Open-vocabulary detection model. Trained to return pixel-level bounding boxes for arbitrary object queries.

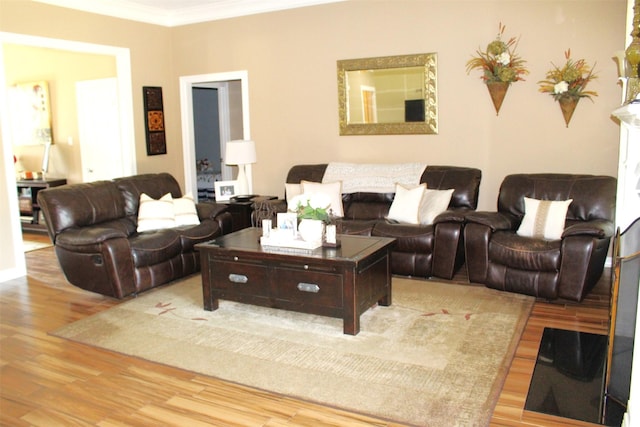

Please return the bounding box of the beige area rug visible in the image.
[52,276,534,426]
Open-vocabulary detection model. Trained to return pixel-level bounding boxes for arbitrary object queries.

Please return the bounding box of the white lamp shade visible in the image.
[225,140,256,165]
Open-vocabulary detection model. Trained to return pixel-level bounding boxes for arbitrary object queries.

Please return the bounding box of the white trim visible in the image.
[0,42,26,280]
[180,71,251,198]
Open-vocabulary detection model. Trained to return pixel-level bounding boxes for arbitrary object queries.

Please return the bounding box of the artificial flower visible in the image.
[553,81,569,95]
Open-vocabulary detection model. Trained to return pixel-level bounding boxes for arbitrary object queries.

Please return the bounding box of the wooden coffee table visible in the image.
[196,227,395,335]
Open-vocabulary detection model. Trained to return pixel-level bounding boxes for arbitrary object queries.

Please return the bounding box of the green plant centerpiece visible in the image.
[288,193,331,243]
[288,193,331,223]
[466,23,529,114]
[538,49,598,127]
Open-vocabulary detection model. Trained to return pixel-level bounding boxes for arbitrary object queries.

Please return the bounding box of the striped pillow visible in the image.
[137,193,176,232]
[174,193,200,226]
[517,197,573,240]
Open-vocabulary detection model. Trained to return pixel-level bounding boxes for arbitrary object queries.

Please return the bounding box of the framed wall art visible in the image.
[9,80,53,146]
[142,86,166,155]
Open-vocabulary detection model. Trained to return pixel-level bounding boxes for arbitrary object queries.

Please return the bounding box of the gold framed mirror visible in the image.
[338,53,438,135]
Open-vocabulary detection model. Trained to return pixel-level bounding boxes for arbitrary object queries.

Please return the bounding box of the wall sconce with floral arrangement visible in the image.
[466,23,529,115]
[538,49,598,127]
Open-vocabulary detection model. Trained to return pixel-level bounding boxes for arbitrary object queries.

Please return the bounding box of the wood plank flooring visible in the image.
[0,232,611,426]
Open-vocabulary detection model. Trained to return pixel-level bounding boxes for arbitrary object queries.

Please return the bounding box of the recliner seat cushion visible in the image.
[129,229,182,267]
[374,222,434,253]
[335,219,377,236]
[489,231,561,271]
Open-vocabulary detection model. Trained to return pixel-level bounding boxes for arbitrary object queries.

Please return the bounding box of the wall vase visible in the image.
[486,81,509,115]
[558,97,578,128]
[298,219,325,244]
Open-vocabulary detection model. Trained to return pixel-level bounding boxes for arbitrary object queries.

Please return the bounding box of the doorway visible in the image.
[179,71,251,200]
[0,31,135,281]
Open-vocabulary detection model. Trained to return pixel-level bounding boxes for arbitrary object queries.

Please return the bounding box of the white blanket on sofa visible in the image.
[322,162,427,193]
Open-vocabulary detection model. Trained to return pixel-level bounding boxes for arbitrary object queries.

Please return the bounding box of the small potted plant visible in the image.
[466,23,529,115]
[288,193,331,243]
[538,49,598,127]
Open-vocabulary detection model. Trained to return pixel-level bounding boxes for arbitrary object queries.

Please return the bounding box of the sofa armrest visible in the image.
[433,208,474,224]
[196,202,228,220]
[196,202,233,234]
[562,219,615,239]
[465,211,518,231]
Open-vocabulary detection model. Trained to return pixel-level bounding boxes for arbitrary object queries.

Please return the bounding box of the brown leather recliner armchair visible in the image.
[38,173,232,299]
[464,174,616,301]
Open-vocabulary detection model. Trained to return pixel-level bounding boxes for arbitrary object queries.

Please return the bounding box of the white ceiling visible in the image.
[33,0,345,27]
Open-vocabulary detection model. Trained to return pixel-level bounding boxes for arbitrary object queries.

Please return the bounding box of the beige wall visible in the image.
[0,0,626,210]
[4,45,116,183]
[171,1,625,209]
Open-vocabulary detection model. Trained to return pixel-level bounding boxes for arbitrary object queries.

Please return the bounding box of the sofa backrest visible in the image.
[285,164,482,220]
[38,180,126,238]
[497,174,617,222]
[114,173,183,218]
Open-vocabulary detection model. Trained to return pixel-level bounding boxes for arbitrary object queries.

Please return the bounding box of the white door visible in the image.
[76,78,123,182]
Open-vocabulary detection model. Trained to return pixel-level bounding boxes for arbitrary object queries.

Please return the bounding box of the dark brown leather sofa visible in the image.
[464,173,616,301]
[256,164,482,279]
[38,173,232,299]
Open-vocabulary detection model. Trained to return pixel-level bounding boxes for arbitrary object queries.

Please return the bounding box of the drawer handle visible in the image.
[229,274,248,284]
[297,282,320,293]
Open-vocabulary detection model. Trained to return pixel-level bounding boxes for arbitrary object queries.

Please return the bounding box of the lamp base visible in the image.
[236,164,249,195]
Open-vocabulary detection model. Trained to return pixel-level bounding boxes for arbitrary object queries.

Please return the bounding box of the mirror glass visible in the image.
[338,53,437,135]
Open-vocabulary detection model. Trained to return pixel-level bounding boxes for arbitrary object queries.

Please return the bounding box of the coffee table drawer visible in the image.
[210,261,269,297]
[274,268,343,308]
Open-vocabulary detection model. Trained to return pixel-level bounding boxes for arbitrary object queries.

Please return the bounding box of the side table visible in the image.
[16,177,67,232]
[222,196,277,232]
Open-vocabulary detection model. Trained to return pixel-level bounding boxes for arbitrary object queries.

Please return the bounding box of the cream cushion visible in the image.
[137,193,176,232]
[285,183,303,200]
[173,193,200,226]
[517,197,573,240]
[300,180,344,217]
[387,183,426,224]
[419,188,454,225]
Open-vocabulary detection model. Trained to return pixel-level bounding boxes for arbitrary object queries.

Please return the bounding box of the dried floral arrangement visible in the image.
[538,49,598,101]
[466,23,529,84]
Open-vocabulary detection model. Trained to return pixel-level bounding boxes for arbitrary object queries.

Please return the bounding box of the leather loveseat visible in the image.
[464,173,616,301]
[255,164,482,279]
[38,173,232,299]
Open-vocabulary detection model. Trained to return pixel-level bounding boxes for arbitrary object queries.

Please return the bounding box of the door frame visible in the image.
[179,71,251,198]
[0,31,135,282]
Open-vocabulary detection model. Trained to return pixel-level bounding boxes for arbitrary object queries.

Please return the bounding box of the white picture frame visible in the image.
[214,180,238,202]
[277,212,298,238]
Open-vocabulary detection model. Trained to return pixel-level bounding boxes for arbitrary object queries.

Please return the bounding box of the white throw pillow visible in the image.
[137,193,176,232]
[285,183,303,200]
[517,197,573,240]
[387,183,426,224]
[173,193,200,226]
[419,188,454,225]
[300,180,344,217]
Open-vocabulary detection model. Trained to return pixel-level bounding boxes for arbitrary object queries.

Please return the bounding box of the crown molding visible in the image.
[33,0,345,26]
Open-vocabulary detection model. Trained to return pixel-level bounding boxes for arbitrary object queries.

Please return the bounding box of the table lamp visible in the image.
[225,140,256,196]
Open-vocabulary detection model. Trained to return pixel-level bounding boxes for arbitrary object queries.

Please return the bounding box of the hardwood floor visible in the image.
[0,232,611,426]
